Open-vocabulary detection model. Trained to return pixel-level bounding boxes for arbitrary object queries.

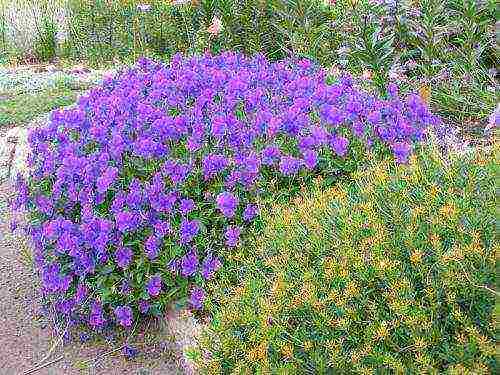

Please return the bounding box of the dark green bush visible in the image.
[33,16,57,62]
[198,144,497,374]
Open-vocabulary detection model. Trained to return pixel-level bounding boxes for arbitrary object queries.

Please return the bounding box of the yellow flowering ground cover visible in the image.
[197,143,497,374]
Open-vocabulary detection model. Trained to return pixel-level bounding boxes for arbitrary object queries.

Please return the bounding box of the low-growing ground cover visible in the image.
[0,66,107,127]
[10,52,442,338]
[0,88,79,127]
[197,144,497,373]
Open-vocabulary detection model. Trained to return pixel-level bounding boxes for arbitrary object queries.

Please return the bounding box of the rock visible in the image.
[163,307,203,375]
[0,136,15,182]
[0,127,30,182]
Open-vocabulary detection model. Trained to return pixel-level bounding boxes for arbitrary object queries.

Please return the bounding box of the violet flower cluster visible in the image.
[12,52,441,329]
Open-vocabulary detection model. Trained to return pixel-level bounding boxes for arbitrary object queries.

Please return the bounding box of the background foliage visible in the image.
[1,0,497,133]
[197,144,498,373]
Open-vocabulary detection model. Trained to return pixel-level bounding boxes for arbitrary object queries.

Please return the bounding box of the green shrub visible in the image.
[198,144,498,374]
[33,16,57,62]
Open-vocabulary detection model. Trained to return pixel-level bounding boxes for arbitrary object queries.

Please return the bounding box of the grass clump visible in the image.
[198,144,497,374]
[0,87,80,127]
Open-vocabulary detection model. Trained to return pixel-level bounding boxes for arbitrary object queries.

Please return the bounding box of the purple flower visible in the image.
[189,287,205,310]
[243,204,259,222]
[115,246,133,268]
[79,332,90,343]
[181,248,199,277]
[145,235,160,260]
[367,110,382,124]
[111,193,126,214]
[179,219,200,244]
[56,298,76,315]
[10,219,18,232]
[279,156,302,176]
[126,179,143,209]
[75,283,88,303]
[392,141,411,163]
[138,300,150,314]
[133,137,164,159]
[36,195,53,216]
[216,192,239,218]
[387,82,399,97]
[261,145,281,166]
[164,162,190,185]
[303,149,318,169]
[321,105,345,125]
[201,253,221,280]
[96,166,119,194]
[114,305,133,327]
[352,121,365,138]
[115,211,139,233]
[89,300,105,328]
[168,258,180,273]
[179,198,195,215]
[146,275,162,297]
[202,154,229,180]
[123,345,139,359]
[120,279,132,295]
[331,136,349,157]
[225,226,241,247]
[153,221,171,237]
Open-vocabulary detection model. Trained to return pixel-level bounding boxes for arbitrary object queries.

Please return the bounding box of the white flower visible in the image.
[137,4,151,12]
[207,16,223,36]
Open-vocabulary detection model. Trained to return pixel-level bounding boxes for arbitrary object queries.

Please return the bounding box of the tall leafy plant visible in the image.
[33,16,57,62]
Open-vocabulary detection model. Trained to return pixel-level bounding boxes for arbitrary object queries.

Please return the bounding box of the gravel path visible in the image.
[0,182,185,374]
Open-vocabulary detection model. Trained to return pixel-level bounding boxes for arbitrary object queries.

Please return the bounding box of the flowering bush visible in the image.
[13,52,440,329]
[197,145,497,373]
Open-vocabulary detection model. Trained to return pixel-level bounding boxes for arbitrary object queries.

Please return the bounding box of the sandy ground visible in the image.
[0,182,185,375]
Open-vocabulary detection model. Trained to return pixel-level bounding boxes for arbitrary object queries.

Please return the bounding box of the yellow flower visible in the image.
[456,332,467,344]
[428,184,439,199]
[350,350,362,363]
[293,195,303,206]
[439,203,456,219]
[472,363,491,375]
[314,175,323,186]
[339,267,349,278]
[410,250,423,264]
[374,166,388,184]
[429,233,440,248]
[344,281,359,297]
[374,322,389,341]
[271,275,285,296]
[408,153,418,166]
[255,341,268,360]
[412,205,424,218]
[281,343,293,359]
[303,340,313,351]
[414,337,427,351]
[419,84,431,103]
[291,294,302,308]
